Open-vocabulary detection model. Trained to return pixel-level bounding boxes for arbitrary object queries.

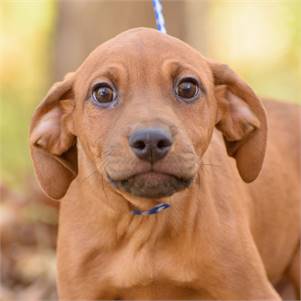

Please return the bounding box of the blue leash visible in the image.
[152,0,167,33]
[131,1,169,216]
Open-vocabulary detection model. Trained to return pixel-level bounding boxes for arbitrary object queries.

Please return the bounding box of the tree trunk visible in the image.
[53,0,197,80]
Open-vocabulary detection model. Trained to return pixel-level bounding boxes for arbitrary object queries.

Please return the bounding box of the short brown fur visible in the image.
[30,28,300,300]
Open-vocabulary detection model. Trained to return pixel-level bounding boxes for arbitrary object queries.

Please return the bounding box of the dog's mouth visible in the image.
[108,171,193,199]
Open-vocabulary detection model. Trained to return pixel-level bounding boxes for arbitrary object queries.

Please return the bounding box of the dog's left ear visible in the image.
[29,73,77,200]
[209,61,267,182]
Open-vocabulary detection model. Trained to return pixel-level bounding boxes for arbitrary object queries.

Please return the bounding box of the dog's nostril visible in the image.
[133,140,146,150]
[157,139,172,149]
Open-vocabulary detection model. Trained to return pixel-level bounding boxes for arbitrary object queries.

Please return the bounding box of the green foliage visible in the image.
[0,0,55,187]
[209,0,301,102]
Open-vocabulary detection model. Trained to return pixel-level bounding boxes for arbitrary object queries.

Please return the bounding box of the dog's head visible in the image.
[30,28,267,201]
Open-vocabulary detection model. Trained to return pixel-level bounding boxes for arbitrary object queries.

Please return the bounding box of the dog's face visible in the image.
[73,29,216,199]
[30,28,267,201]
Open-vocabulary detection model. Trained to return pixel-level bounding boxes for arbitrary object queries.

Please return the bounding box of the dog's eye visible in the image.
[175,78,200,101]
[91,83,116,107]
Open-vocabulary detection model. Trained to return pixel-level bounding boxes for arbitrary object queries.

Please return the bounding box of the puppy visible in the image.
[30,28,300,300]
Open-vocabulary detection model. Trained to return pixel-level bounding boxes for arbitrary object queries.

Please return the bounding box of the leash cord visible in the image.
[152,0,167,33]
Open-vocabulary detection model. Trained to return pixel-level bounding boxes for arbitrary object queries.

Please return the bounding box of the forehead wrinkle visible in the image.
[75,63,128,102]
[89,64,128,85]
[102,46,151,103]
[161,59,211,93]
[88,38,149,90]
[162,59,206,79]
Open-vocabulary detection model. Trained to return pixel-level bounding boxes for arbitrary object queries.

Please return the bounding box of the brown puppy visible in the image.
[29,28,300,300]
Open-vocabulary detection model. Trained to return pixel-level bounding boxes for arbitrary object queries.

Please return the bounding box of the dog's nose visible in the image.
[129,128,172,163]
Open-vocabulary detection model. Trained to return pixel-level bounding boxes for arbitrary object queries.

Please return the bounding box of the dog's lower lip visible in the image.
[108,171,186,183]
[107,171,193,199]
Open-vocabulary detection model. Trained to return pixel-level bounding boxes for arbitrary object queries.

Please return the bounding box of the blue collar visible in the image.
[131,202,170,216]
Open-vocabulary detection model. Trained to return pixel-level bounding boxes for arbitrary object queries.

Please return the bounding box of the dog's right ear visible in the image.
[209,61,267,183]
[29,73,77,200]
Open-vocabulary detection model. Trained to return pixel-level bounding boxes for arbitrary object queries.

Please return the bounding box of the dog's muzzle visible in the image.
[108,127,194,198]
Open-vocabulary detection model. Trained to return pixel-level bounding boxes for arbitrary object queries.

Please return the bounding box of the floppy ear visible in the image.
[29,73,77,200]
[210,61,267,182]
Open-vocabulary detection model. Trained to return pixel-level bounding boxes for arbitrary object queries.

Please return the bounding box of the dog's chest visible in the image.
[101,240,203,297]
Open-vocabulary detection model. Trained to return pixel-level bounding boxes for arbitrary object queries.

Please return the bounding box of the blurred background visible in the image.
[0,1,300,300]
